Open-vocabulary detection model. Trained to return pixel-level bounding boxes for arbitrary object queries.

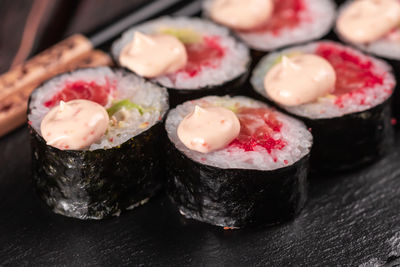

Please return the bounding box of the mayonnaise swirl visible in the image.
[210,0,274,30]
[41,99,109,150]
[177,105,240,153]
[264,54,336,106]
[337,0,400,43]
[119,32,188,78]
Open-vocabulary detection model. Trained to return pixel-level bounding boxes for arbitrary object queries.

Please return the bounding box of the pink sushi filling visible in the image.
[242,0,309,36]
[44,79,116,108]
[229,107,286,154]
[174,35,226,78]
[315,43,388,108]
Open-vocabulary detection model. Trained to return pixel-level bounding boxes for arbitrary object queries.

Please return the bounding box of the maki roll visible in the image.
[335,0,400,119]
[251,41,396,172]
[202,0,336,54]
[165,95,312,228]
[111,17,250,107]
[27,67,169,219]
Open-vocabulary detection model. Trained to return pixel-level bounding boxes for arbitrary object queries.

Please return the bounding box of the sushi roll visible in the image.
[27,67,169,219]
[335,0,400,120]
[202,0,336,54]
[111,17,250,107]
[165,95,312,228]
[251,41,396,172]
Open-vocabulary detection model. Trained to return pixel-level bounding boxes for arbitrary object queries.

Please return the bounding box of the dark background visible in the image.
[0,0,148,74]
[2,0,400,266]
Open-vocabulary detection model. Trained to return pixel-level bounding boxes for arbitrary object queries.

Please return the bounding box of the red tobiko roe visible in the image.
[44,80,114,108]
[229,107,286,153]
[315,43,385,108]
[179,36,225,78]
[245,0,308,35]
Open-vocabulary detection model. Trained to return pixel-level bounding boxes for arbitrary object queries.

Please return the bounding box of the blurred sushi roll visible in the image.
[165,95,312,228]
[335,0,400,121]
[27,67,169,219]
[111,17,251,107]
[251,41,396,172]
[202,0,336,56]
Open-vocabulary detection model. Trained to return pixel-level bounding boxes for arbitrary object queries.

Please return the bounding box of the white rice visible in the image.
[28,67,169,151]
[336,0,400,60]
[111,16,250,90]
[203,0,336,51]
[165,95,312,171]
[251,41,395,119]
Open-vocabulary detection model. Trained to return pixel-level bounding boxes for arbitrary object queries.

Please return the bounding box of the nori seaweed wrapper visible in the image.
[165,141,309,228]
[28,114,166,220]
[300,97,394,172]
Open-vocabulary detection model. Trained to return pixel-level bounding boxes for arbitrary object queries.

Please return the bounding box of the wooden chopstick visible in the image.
[0,34,93,104]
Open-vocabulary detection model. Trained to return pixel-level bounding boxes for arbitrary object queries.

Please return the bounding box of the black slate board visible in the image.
[1,125,400,266]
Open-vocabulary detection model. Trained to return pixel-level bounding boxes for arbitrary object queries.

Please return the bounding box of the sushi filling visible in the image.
[252,41,395,119]
[204,0,335,51]
[178,35,225,78]
[112,17,249,89]
[43,80,115,108]
[229,107,287,153]
[28,67,169,150]
[166,96,312,170]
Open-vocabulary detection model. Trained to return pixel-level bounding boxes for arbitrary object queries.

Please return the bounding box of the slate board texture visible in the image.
[1,124,400,266]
